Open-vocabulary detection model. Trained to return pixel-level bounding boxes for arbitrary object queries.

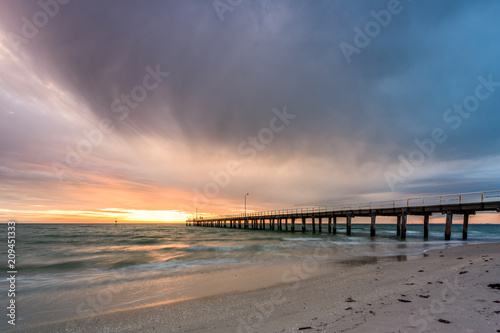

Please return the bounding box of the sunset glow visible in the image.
[1,208,189,223]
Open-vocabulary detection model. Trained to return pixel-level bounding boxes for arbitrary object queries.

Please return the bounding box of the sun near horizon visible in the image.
[3,206,499,224]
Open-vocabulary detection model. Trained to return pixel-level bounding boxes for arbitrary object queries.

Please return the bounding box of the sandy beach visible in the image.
[15,242,500,333]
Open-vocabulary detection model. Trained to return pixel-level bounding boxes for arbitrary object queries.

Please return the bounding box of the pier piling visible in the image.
[401,213,407,240]
[423,214,429,239]
[370,215,376,237]
[445,212,453,240]
[396,215,401,236]
[463,214,469,240]
[346,216,351,235]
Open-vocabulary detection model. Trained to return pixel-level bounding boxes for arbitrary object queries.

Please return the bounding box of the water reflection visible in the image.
[337,256,378,266]
[337,254,409,266]
[396,255,407,262]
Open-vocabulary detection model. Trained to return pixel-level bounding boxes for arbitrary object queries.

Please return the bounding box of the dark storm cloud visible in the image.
[1,0,500,209]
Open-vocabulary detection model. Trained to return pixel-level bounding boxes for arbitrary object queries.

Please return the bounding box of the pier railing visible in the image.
[195,190,500,220]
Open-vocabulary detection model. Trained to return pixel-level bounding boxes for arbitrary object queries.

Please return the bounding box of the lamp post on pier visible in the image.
[244,193,249,228]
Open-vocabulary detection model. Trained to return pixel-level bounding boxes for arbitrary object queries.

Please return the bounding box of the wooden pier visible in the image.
[186,191,500,240]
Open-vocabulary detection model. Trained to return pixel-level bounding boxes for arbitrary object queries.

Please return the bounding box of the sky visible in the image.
[1,0,500,223]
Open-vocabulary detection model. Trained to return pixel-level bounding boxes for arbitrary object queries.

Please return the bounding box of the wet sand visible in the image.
[15,242,500,332]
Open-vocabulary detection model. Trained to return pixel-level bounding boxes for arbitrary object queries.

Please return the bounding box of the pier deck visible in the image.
[186,191,500,240]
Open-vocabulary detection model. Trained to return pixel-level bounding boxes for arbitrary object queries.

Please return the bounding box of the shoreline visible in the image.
[13,242,500,332]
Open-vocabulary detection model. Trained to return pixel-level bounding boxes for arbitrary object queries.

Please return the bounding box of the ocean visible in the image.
[2,222,500,330]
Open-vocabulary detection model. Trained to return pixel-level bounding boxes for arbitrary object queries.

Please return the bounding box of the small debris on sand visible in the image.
[488,284,500,290]
[438,318,451,324]
[345,297,356,302]
[398,299,411,303]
